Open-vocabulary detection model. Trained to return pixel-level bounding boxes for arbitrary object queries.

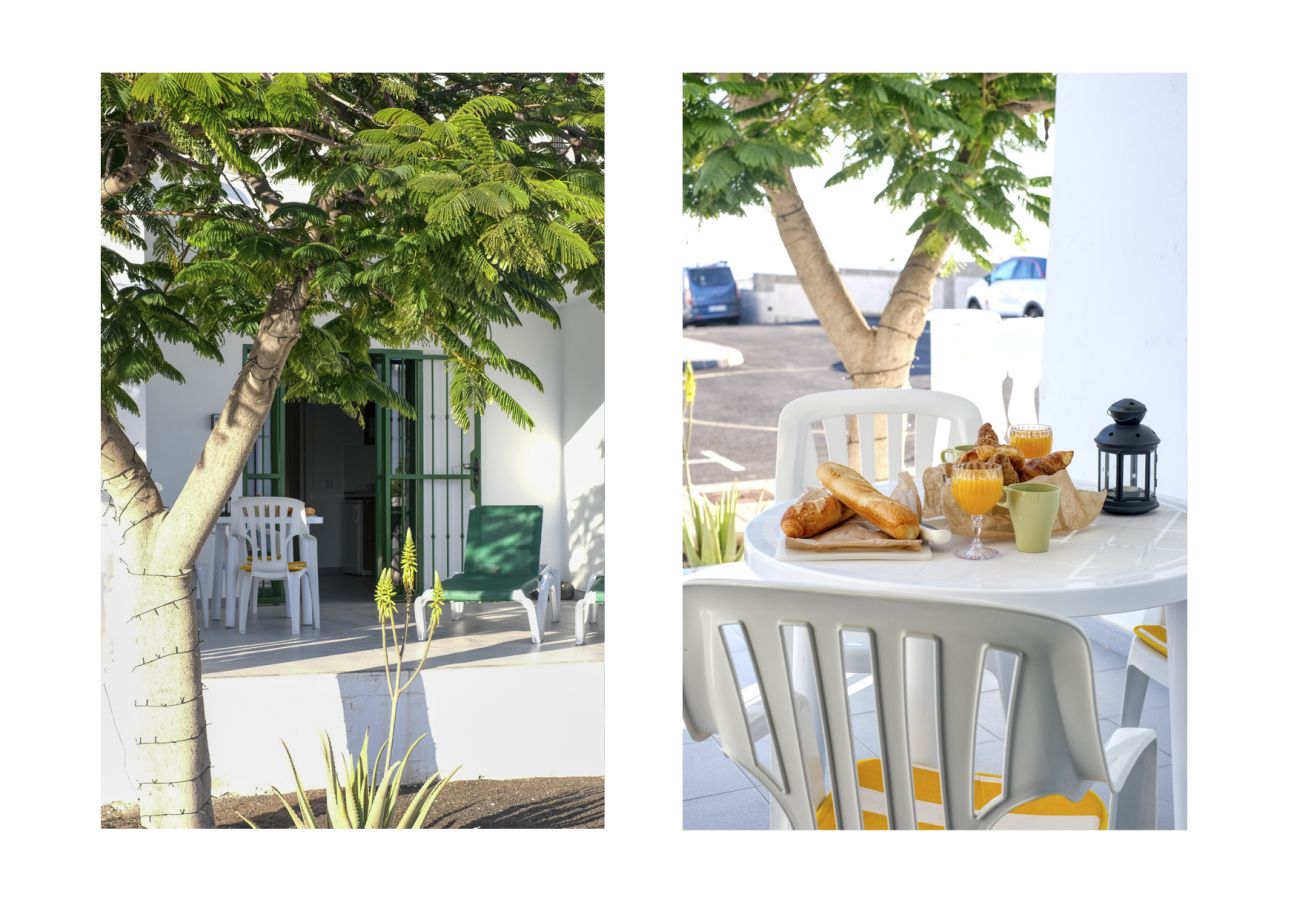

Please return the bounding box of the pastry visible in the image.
[1020,450,1074,479]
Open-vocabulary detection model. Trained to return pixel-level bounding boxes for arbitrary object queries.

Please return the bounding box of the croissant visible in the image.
[960,443,1025,464]
[989,452,1020,485]
[976,423,1000,447]
[1020,450,1074,479]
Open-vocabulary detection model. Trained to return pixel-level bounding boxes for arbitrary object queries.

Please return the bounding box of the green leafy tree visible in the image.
[100,73,602,827]
[683,73,1052,473]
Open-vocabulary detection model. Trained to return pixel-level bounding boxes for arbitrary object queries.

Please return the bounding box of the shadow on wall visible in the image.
[335,669,437,787]
[566,435,604,588]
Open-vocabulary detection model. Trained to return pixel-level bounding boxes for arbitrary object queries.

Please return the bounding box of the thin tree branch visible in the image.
[230,127,341,148]
[101,125,156,204]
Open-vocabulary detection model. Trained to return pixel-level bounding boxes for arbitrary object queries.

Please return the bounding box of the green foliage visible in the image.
[683,73,1054,267]
[258,529,452,828]
[102,73,604,430]
[683,485,744,567]
[242,733,456,829]
[681,361,744,566]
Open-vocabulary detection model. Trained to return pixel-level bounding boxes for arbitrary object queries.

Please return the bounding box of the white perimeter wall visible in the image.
[141,296,604,585]
[1040,73,1187,629]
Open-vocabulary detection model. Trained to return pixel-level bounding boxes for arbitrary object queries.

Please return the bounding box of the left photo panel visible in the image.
[100,73,604,828]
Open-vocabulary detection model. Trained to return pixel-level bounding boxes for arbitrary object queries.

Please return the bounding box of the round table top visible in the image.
[743,490,1186,618]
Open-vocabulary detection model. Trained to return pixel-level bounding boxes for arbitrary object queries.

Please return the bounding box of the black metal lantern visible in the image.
[1096,398,1159,514]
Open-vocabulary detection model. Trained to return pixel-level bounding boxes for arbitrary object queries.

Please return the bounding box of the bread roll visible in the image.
[816,462,921,540]
[976,423,1000,447]
[780,488,856,538]
[1020,450,1074,479]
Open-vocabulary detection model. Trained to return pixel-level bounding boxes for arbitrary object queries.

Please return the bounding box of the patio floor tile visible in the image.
[683,735,754,800]
[683,787,769,830]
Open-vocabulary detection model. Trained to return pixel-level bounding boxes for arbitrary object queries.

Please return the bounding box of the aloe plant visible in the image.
[682,361,744,566]
[249,529,453,828]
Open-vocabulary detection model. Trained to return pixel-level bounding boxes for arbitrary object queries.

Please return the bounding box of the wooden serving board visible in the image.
[777,518,933,561]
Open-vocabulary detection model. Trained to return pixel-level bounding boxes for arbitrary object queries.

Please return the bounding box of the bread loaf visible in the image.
[780,488,856,538]
[816,462,921,540]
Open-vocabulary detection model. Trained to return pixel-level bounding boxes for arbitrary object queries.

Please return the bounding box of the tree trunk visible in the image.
[119,565,213,827]
[764,172,951,479]
[100,278,310,827]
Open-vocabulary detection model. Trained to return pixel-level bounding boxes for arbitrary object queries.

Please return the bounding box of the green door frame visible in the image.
[375,351,481,593]
[242,346,480,597]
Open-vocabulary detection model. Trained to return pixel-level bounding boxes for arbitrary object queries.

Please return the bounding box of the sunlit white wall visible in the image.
[1040,74,1187,632]
[560,298,605,588]
[1039,73,1187,502]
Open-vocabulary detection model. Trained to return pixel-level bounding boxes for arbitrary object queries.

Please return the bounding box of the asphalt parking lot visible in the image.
[684,319,930,488]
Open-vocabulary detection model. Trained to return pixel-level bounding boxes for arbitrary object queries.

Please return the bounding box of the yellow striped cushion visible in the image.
[1133,624,1168,657]
[240,560,307,572]
[815,758,1108,830]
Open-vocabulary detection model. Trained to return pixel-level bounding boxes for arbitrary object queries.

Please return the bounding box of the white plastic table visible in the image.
[210,513,323,627]
[740,492,1188,829]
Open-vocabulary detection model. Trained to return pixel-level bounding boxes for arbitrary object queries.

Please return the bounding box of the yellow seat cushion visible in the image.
[1133,624,1167,657]
[815,758,1108,830]
[240,560,307,572]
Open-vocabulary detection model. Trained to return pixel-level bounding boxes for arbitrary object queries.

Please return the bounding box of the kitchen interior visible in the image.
[284,401,378,599]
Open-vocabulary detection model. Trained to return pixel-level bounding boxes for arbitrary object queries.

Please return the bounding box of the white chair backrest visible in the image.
[230,496,308,578]
[682,579,1110,830]
[773,389,982,501]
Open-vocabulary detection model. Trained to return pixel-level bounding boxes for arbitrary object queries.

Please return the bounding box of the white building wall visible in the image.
[1039,73,1187,630]
[744,265,985,323]
[139,300,601,585]
[560,299,605,589]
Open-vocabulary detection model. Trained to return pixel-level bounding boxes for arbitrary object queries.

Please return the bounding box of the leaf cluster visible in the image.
[102,73,604,431]
[683,73,1054,267]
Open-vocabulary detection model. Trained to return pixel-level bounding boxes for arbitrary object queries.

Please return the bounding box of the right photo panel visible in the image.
[681,73,1186,830]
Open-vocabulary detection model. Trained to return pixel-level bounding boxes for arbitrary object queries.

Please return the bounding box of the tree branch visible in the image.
[101,125,155,204]
[101,405,164,548]
[230,127,341,148]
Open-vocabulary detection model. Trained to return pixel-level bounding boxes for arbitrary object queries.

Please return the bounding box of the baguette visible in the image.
[780,488,857,538]
[816,461,921,540]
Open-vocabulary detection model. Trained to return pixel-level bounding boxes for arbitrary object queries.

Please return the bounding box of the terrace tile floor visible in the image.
[200,572,603,677]
[683,634,1174,830]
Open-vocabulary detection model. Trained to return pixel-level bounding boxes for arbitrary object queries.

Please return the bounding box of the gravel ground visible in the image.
[101,776,604,829]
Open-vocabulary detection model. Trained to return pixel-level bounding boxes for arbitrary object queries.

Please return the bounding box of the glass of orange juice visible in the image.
[952,461,1003,560]
[1008,424,1053,458]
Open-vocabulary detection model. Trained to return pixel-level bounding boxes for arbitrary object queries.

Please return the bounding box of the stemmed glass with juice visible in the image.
[952,461,1003,560]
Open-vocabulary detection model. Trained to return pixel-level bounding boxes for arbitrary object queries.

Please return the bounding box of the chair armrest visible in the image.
[1104,726,1160,829]
[1104,726,1159,793]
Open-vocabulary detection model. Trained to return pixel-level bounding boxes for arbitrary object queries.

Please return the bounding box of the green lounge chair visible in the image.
[414,505,556,644]
[574,572,603,646]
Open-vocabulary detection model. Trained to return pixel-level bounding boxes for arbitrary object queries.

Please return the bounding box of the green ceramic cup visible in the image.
[940,444,977,464]
[996,482,1061,553]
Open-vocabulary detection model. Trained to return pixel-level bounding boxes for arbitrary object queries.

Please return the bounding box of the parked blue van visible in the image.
[683,263,741,325]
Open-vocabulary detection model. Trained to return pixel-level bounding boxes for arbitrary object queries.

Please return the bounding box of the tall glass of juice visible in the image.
[952,461,1003,560]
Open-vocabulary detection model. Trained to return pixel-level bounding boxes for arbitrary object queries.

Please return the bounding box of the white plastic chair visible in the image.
[226,497,317,635]
[683,579,1159,829]
[1121,608,1169,727]
[574,572,604,646]
[222,498,319,628]
[773,388,982,501]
